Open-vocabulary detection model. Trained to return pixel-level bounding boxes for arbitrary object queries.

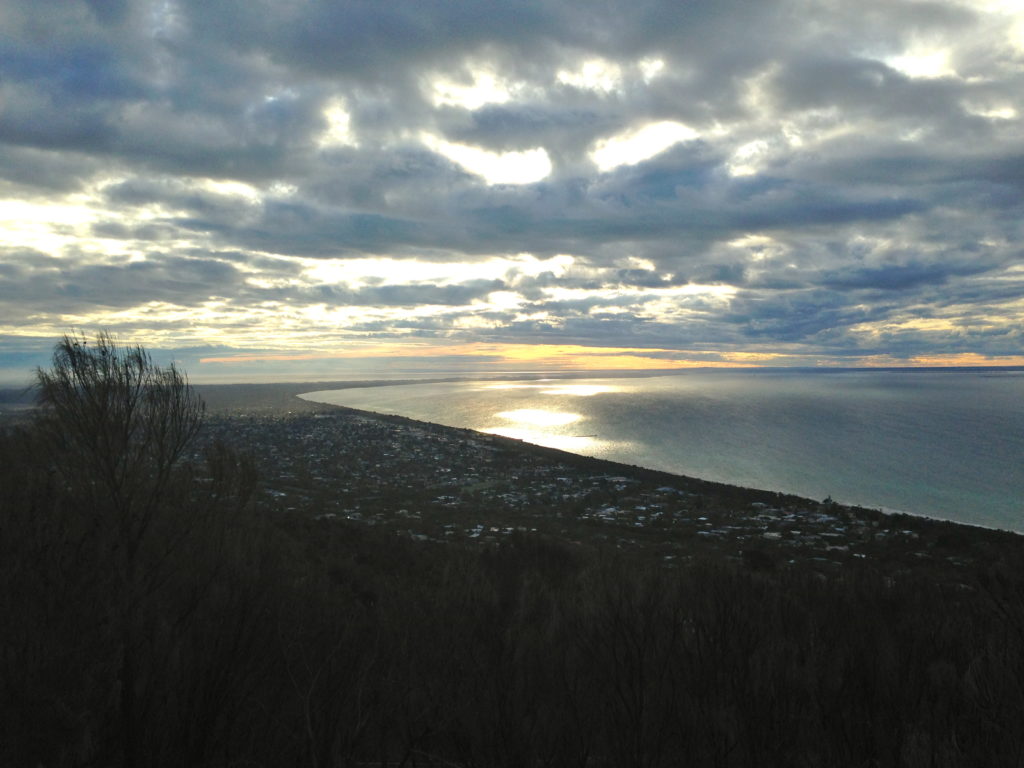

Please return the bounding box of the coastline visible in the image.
[290,376,1024,534]
[190,382,1024,557]
[7,378,1018,541]
[303,400,1014,537]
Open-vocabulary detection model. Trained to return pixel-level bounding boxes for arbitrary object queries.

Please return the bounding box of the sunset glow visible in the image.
[1,0,1022,383]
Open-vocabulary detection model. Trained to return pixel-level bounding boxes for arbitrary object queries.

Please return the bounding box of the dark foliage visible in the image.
[3,336,1024,766]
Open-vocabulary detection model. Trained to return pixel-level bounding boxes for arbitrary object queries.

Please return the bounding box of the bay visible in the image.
[301,369,1024,531]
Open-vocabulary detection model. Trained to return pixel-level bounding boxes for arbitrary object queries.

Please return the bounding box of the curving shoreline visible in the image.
[292,372,1024,532]
[190,382,1024,585]
[193,378,1024,536]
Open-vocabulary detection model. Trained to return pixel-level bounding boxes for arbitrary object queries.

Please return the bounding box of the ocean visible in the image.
[300,369,1024,531]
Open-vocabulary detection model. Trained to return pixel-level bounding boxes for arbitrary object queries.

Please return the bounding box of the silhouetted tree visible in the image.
[34,331,202,523]
[32,333,204,765]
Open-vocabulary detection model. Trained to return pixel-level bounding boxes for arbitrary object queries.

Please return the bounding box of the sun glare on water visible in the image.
[494,409,581,427]
[482,427,600,453]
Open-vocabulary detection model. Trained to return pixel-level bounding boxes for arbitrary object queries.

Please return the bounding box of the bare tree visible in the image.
[35,330,202,525]
[33,330,205,767]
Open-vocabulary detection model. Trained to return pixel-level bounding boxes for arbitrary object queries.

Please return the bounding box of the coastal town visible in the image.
[2,378,1016,580]
[196,385,1017,582]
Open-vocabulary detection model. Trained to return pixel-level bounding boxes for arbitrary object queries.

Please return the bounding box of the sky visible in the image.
[1,0,1023,383]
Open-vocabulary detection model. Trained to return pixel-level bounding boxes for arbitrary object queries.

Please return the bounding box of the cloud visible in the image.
[0,249,243,312]
[315,279,507,307]
[1,0,1022,371]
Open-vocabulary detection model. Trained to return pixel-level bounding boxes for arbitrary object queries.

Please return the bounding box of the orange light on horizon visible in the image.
[197,343,1024,370]
[859,352,1024,367]
[198,342,765,369]
[907,353,1024,367]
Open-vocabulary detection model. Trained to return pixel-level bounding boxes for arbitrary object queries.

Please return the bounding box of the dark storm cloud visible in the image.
[1,0,1022,363]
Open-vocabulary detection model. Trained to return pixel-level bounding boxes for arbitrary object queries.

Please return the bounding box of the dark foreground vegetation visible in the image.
[4,334,1024,767]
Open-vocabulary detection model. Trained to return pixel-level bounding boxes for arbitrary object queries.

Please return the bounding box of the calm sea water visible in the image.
[301,369,1024,531]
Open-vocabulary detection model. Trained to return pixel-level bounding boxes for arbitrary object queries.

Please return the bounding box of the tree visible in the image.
[34,330,203,528]
[32,331,207,767]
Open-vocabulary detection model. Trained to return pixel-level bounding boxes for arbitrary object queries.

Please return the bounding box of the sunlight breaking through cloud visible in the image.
[591,121,700,171]
[421,134,552,184]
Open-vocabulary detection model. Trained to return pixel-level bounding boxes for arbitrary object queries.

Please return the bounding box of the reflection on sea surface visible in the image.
[482,427,602,453]
[474,381,623,452]
[495,409,580,427]
[485,405,606,452]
